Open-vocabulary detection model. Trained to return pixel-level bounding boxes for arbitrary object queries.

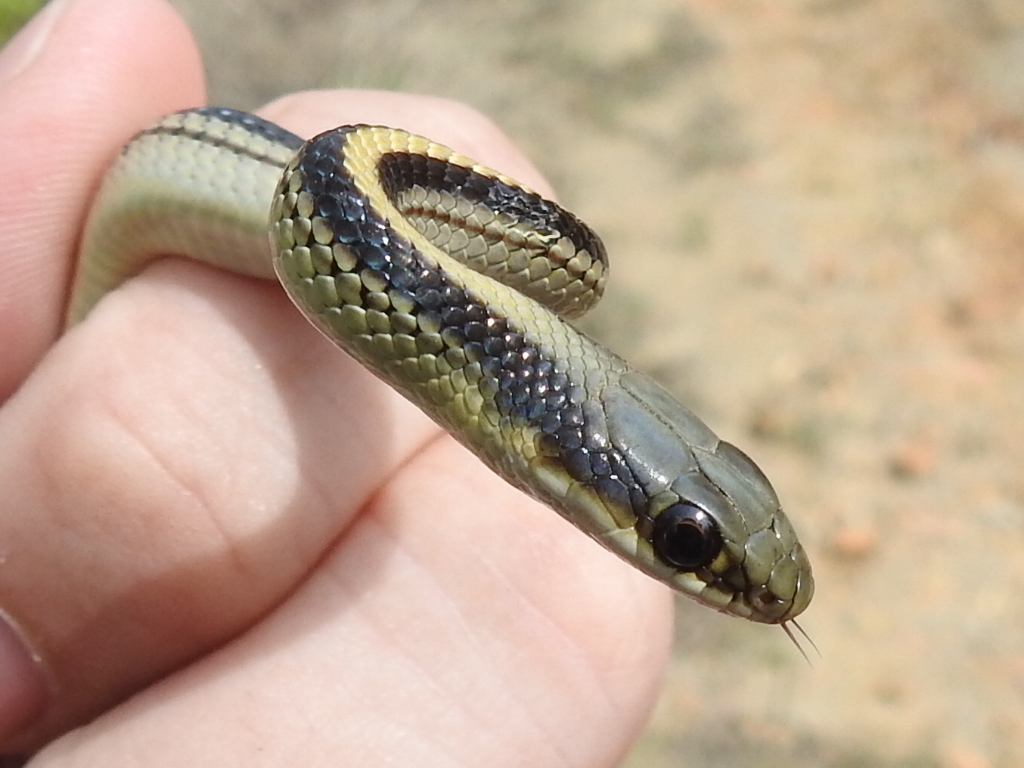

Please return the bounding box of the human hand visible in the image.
[0,0,673,764]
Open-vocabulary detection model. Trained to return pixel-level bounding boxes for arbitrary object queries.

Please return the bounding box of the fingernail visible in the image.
[0,612,46,741]
[0,0,69,86]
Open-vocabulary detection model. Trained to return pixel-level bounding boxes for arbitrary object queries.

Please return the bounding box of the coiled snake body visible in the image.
[69,107,813,628]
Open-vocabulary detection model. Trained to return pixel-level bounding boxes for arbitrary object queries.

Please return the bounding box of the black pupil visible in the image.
[650,503,722,570]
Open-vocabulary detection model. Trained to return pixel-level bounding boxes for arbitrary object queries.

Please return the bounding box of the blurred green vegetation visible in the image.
[0,0,43,44]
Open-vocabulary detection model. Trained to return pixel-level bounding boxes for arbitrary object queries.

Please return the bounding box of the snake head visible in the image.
[592,371,814,624]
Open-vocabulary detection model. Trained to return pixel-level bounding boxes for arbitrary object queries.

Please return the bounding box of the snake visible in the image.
[68,106,814,631]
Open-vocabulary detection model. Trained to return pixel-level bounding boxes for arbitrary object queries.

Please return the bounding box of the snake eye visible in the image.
[651,503,723,570]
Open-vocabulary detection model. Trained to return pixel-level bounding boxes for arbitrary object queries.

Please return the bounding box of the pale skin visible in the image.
[0,0,673,764]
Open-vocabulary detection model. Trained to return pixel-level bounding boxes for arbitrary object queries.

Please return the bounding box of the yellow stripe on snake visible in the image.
[68,107,813,632]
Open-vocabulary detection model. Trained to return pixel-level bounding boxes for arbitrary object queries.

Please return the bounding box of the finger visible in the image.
[260,89,557,199]
[0,0,203,744]
[36,439,673,768]
[0,0,205,402]
[1,263,438,753]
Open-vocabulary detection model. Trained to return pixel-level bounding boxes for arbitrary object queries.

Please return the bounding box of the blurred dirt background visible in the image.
[21,0,1024,765]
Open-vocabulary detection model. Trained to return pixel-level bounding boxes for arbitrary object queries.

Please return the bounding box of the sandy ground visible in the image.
[150,1,1024,766]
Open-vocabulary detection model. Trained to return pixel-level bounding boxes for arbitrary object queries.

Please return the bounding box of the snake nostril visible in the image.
[752,586,782,607]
